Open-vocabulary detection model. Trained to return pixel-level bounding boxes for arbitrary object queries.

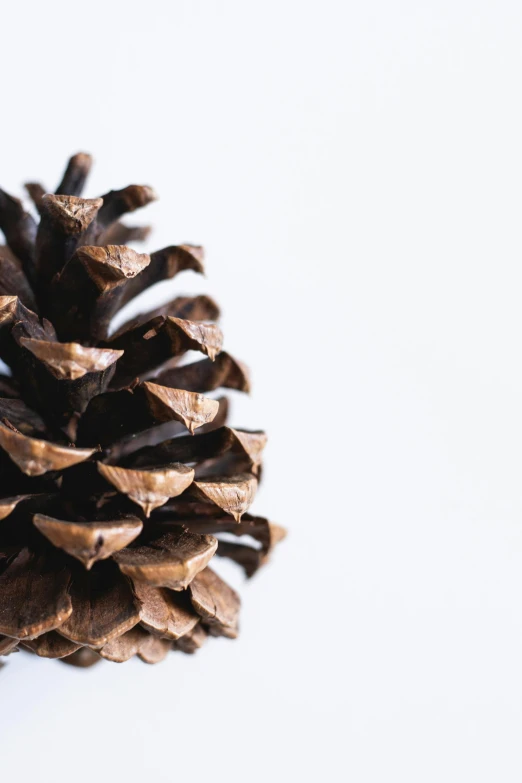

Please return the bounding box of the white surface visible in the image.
[2,1,522,780]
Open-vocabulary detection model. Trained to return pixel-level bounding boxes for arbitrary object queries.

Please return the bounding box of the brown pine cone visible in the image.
[0,153,284,666]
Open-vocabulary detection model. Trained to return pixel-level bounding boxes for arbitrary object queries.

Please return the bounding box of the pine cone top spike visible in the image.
[0,153,284,667]
[55,153,93,197]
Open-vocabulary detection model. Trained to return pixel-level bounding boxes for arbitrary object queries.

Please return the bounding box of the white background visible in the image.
[2,1,522,780]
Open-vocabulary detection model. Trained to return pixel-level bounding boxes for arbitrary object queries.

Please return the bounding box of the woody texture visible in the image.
[0,153,284,667]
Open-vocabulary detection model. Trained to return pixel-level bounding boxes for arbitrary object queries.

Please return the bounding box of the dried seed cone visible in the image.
[0,154,284,667]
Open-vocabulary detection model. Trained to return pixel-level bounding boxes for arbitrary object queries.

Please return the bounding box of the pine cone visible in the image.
[0,153,284,666]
